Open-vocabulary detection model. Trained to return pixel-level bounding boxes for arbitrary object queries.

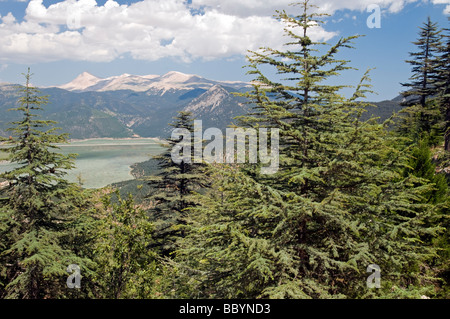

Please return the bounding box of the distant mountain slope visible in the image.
[0,85,133,139]
[0,71,402,139]
[183,84,250,129]
[0,71,253,139]
[55,71,250,93]
[58,72,103,91]
[363,97,404,122]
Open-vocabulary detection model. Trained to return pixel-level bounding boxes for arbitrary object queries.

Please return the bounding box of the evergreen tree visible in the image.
[0,69,94,298]
[175,164,288,298]
[430,20,450,294]
[400,17,443,136]
[436,19,450,151]
[404,140,447,204]
[146,111,208,255]
[93,190,157,299]
[176,1,441,299]
[403,142,450,297]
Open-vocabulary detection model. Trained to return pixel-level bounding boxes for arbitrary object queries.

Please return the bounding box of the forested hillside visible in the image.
[0,74,252,139]
[0,77,401,140]
[0,1,449,300]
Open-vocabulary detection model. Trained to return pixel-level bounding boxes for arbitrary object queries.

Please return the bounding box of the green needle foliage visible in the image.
[175,1,442,299]
[401,17,442,109]
[404,141,447,204]
[1,3,448,300]
[146,111,208,256]
[399,18,444,144]
[436,18,450,151]
[0,69,95,299]
[93,190,157,299]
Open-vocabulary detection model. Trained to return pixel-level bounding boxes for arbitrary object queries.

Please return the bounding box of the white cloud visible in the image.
[0,0,446,64]
[191,0,421,16]
[0,0,338,63]
[431,0,450,14]
[432,0,450,4]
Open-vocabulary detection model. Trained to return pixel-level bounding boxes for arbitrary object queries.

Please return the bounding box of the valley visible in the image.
[0,71,401,141]
[0,71,252,140]
[0,138,164,189]
[0,71,404,191]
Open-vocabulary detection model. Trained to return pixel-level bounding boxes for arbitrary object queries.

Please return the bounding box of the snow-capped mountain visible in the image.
[88,74,160,92]
[1,72,253,139]
[58,72,102,91]
[55,71,251,93]
[0,70,402,140]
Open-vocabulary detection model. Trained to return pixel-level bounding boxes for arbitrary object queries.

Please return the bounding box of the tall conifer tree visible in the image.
[400,17,443,136]
[176,1,441,299]
[0,69,93,298]
[436,19,450,151]
[146,111,208,255]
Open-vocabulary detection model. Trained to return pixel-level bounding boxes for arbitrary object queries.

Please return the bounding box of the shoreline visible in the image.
[0,137,164,188]
[67,137,164,143]
[2,136,166,145]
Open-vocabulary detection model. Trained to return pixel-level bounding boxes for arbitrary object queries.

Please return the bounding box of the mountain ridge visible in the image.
[0,72,403,140]
[0,72,253,139]
[54,71,252,93]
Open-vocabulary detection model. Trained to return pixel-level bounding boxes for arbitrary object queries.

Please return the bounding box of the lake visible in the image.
[0,138,165,189]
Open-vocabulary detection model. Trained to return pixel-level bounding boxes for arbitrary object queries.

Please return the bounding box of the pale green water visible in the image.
[0,138,165,189]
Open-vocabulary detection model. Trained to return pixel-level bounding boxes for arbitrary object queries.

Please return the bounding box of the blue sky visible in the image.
[0,0,449,101]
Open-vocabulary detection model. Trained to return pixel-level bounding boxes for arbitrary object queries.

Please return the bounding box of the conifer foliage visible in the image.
[436,19,450,151]
[147,111,208,255]
[399,18,443,141]
[0,69,93,298]
[397,17,450,155]
[175,1,442,299]
[401,17,442,109]
[94,191,157,299]
[0,3,448,301]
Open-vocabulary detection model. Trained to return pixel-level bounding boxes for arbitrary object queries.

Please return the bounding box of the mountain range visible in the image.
[0,71,252,139]
[0,71,402,139]
[56,71,250,93]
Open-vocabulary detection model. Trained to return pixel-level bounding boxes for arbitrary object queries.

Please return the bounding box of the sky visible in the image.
[0,0,449,101]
